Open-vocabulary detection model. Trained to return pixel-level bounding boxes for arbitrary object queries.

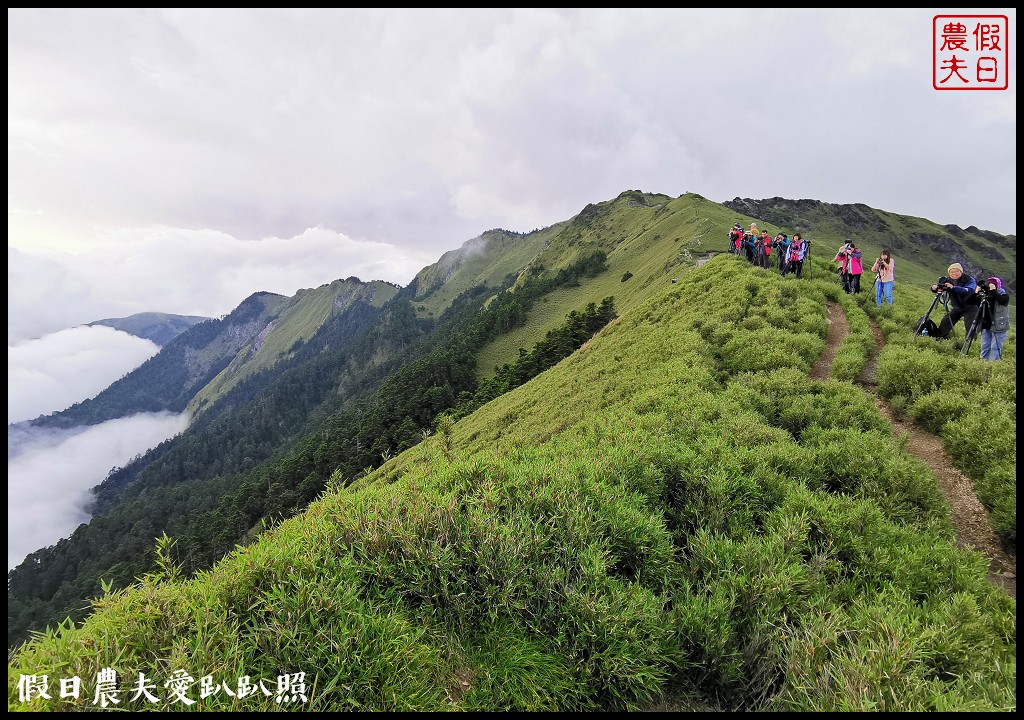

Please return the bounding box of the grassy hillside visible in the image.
[10,256,1014,711]
[471,190,786,378]
[439,189,1018,384]
[28,291,291,429]
[859,282,1017,547]
[188,279,398,415]
[410,226,565,319]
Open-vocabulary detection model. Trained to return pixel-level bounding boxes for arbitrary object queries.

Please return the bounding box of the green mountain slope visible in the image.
[6,246,617,647]
[26,280,398,431]
[29,291,290,429]
[188,278,398,416]
[7,189,1016,664]
[9,256,1014,711]
[409,226,564,318]
[421,190,1018,387]
[475,191,727,377]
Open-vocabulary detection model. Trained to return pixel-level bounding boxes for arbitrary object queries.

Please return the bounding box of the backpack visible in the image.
[789,241,802,262]
[916,317,938,337]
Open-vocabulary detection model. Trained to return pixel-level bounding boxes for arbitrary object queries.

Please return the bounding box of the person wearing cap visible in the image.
[977,276,1010,361]
[870,248,895,305]
[930,262,977,339]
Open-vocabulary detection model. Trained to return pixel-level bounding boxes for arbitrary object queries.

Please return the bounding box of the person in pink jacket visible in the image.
[848,244,864,294]
[871,248,895,305]
[834,242,854,293]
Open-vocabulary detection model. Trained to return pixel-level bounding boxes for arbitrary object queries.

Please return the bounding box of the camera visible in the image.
[975,280,998,299]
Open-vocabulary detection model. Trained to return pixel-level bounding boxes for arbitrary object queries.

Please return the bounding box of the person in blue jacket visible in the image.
[774,232,791,273]
[743,223,759,263]
[931,263,978,339]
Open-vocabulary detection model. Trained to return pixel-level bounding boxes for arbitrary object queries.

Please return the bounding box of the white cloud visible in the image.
[8,412,189,570]
[2,6,1017,607]
[8,325,160,424]
[8,227,433,343]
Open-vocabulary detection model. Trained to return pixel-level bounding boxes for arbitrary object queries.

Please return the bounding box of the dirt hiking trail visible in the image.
[815,300,1015,598]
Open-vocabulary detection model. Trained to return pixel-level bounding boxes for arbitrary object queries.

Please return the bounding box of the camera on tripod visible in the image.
[975,278,997,297]
[933,276,952,292]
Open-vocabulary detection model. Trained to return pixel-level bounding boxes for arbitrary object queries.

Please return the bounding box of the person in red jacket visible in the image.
[727,223,743,254]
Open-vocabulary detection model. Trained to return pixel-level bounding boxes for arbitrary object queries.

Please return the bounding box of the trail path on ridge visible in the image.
[809,301,847,380]
[815,301,1015,598]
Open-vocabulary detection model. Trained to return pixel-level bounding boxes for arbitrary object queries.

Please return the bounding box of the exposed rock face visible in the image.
[571,202,609,229]
[724,197,887,232]
[334,287,357,309]
[248,322,274,359]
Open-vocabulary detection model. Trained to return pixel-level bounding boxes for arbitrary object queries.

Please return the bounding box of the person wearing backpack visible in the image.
[978,276,1010,360]
[743,224,758,263]
[759,230,773,269]
[751,225,764,266]
[787,234,806,278]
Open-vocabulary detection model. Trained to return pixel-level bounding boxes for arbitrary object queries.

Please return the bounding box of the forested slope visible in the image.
[9,256,1016,711]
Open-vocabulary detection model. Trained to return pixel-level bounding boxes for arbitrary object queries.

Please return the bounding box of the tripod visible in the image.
[960,295,991,356]
[914,290,950,337]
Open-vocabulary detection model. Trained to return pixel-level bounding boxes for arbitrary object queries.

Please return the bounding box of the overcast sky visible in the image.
[9,9,1017,341]
[4,7,1018,577]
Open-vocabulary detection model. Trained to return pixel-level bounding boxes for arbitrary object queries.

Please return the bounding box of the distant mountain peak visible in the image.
[87,312,211,347]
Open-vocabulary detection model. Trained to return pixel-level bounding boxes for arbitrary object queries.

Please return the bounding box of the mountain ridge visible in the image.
[7,188,1016,661]
[86,311,211,347]
[9,252,1015,711]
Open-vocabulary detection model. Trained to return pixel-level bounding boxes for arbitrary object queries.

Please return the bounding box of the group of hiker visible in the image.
[726,222,807,278]
[834,242,895,307]
[725,220,1010,361]
[924,263,1011,361]
[726,221,899,307]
